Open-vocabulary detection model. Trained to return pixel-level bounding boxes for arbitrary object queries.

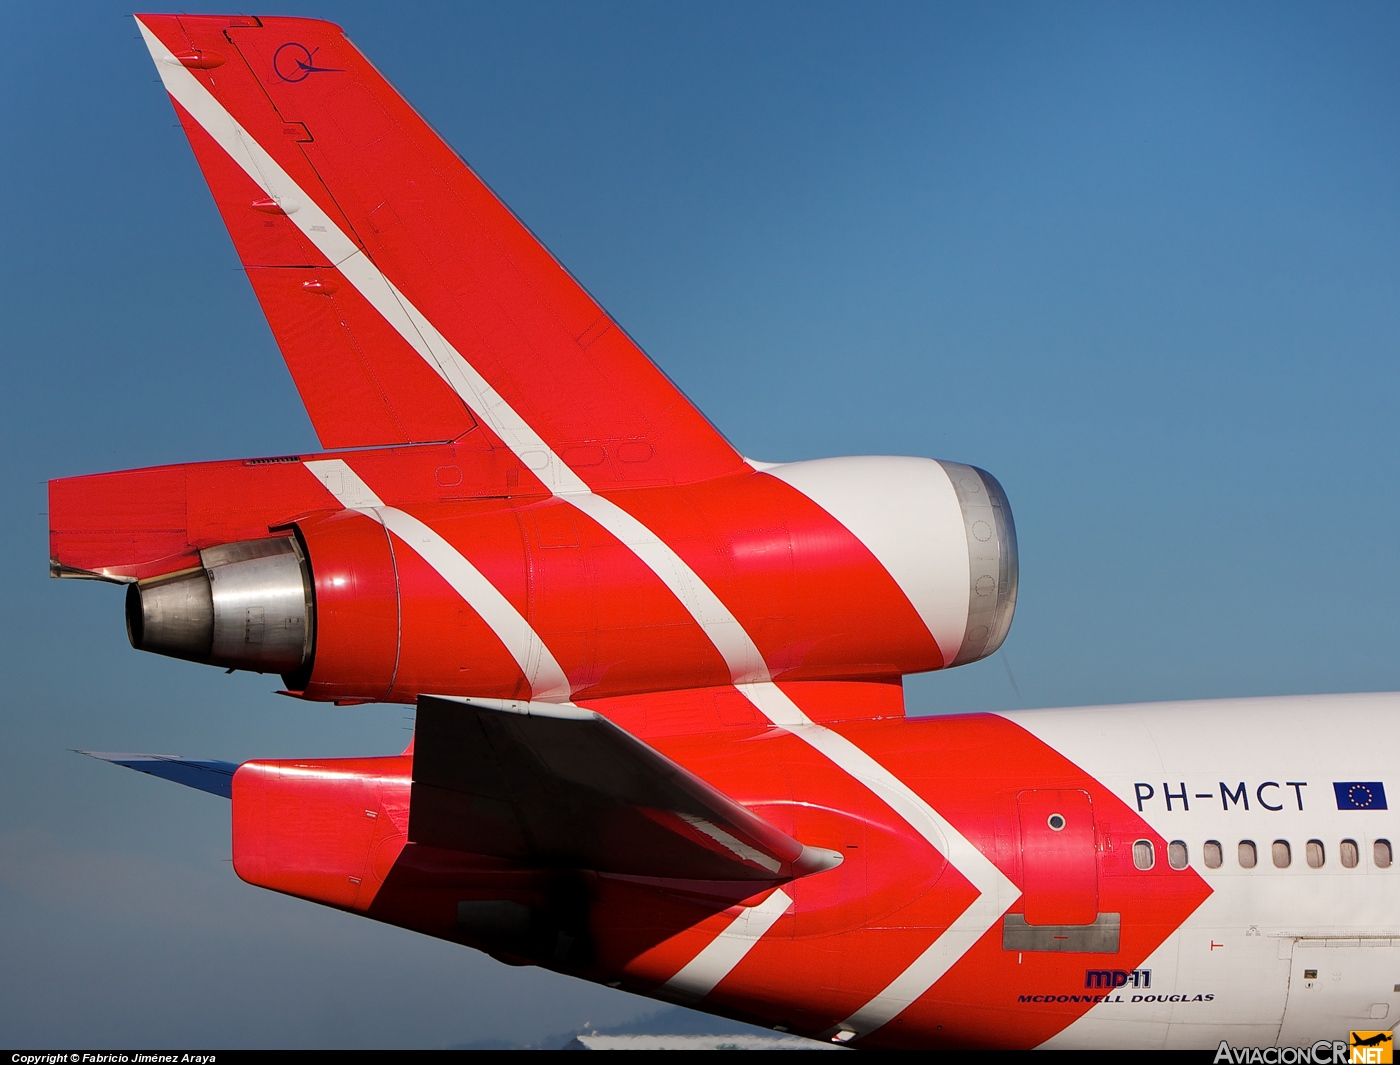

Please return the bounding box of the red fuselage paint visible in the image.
[230,708,1210,1049]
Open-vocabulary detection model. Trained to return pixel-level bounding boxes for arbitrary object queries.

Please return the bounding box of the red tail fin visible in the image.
[137,14,743,487]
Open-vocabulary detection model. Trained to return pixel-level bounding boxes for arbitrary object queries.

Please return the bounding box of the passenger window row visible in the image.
[1132,838,1392,871]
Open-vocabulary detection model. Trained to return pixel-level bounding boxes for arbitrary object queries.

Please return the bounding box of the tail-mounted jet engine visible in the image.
[92,454,1017,704]
[125,536,314,683]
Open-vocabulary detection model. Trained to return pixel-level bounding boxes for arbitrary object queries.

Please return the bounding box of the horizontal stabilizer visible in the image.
[411,696,841,881]
[80,751,238,799]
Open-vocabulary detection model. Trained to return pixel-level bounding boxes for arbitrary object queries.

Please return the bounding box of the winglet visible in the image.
[78,751,239,799]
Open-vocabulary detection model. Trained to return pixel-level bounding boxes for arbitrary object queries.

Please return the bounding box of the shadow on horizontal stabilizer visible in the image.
[77,750,238,799]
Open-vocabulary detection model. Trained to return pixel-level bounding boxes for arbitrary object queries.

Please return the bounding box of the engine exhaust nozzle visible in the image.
[126,536,313,676]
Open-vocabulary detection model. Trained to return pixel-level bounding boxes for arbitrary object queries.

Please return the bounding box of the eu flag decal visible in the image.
[1334,782,1388,810]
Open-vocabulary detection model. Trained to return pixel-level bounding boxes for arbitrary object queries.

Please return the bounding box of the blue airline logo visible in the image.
[273,43,344,83]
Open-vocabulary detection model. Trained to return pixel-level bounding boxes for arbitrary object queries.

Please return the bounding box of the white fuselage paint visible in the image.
[1005,693,1400,1051]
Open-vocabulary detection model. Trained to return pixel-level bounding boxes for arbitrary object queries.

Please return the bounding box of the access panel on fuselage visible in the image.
[1017,789,1098,926]
[1278,939,1400,1046]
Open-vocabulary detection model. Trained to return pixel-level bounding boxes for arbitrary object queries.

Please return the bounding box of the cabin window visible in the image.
[1238,840,1257,869]
[1133,839,1155,870]
[1341,839,1359,868]
[1272,840,1291,868]
[1203,840,1223,869]
[1376,840,1392,869]
[1168,841,1188,870]
[1306,840,1325,868]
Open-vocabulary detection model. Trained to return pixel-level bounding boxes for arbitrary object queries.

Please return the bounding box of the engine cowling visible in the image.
[120,454,1018,700]
[761,455,1018,669]
[125,536,314,681]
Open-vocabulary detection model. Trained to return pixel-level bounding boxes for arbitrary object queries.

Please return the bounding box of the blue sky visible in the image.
[2,0,1398,1047]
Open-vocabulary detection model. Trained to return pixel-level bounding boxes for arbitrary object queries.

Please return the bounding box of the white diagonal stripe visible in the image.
[663,888,793,1003]
[564,493,769,683]
[138,18,766,684]
[138,19,587,497]
[305,459,570,702]
[737,681,1020,1039]
[143,22,1011,1030]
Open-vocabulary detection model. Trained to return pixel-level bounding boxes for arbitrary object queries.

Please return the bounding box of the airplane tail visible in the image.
[136,14,742,488]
